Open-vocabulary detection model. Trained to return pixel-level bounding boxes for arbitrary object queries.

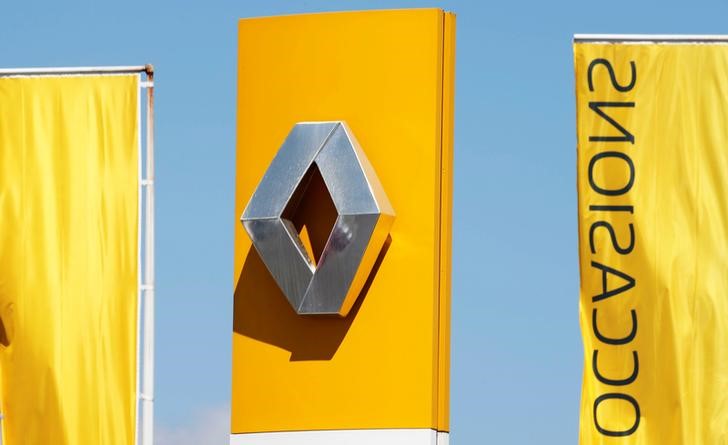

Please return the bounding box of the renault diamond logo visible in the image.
[241,121,395,316]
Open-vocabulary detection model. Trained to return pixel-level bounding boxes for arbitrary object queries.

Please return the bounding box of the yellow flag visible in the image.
[575,41,728,443]
[0,76,139,445]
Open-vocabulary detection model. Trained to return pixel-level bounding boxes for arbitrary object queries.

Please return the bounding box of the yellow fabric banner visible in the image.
[575,43,728,443]
[0,76,139,445]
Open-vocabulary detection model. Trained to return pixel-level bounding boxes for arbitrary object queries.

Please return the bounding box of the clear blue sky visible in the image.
[3,1,728,443]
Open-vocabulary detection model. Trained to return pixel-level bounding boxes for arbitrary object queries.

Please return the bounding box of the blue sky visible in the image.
[3,0,728,443]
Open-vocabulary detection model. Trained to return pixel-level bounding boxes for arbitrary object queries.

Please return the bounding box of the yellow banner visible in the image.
[0,76,139,445]
[575,43,728,443]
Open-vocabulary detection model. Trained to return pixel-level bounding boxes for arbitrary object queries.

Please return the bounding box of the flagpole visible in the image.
[141,65,156,445]
[573,34,728,43]
[0,65,149,76]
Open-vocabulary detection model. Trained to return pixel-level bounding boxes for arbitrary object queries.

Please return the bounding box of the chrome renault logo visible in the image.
[241,121,395,316]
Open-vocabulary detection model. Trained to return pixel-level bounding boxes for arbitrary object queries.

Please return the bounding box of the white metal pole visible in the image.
[0,65,148,76]
[141,66,155,445]
[134,74,143,445]
[573,34,728,43]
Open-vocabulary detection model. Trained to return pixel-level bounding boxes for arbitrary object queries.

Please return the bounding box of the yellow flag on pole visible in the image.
[0,75,139,445]
[575,40,728,443]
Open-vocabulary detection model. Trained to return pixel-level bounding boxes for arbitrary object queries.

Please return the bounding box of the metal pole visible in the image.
[141,65,155,445]
[134,73,143,445]
[573,34,728,43]
[0,65,148,76]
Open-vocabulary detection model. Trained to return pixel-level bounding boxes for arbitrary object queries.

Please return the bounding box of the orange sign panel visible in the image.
[232,8,455,434]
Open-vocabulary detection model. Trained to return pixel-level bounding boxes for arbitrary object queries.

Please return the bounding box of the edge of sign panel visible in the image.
[436,11,456,434]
